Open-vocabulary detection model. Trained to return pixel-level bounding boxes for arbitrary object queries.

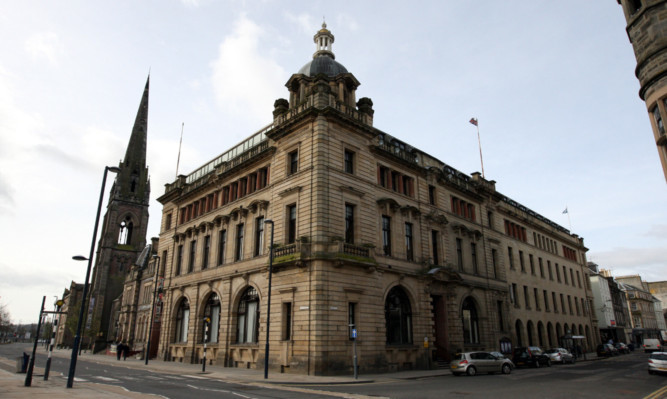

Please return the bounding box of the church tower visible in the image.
[618,0,667,181]
[89,77,151,349]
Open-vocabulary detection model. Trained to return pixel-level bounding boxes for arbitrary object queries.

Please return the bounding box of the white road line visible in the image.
[94,376,120,382]
[186,383,230,393]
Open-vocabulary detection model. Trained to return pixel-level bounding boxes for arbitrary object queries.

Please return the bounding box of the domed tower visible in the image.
[275,22,373,124]
[618,0,667,181]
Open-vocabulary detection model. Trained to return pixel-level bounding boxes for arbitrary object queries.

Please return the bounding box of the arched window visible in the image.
[385,286,412,344]
[175,299,190,343]
[462,297,479,344]
[118,217,133,245]
[203,294,221,343]
[236,287,259,343]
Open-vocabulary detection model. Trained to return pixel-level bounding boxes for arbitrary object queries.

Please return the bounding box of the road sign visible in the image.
[352,329,357,339]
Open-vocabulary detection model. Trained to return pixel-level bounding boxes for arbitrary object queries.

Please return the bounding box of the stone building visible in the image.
[617,275,662,343]
[617,0,667,181]
[113,238,163,359]
[154,24,596,375]
[587,264,631,343]
[88,77,151,351]
[55,281,84,349]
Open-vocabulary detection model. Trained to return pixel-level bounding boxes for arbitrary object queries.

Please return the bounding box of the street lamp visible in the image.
[145,254,161,365]
[263,219,274,379]
[67,165,120,388]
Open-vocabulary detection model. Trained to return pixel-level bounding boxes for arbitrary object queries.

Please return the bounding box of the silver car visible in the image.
[545,348,575,364]
[648,352,667,375]
[450,351,514,376]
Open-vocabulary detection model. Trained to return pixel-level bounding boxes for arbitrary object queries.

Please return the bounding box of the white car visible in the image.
[648,352,667,375]
[643,339,662,353]
[545,348,575,364]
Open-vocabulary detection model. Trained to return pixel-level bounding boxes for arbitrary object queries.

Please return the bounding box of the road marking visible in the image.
[94,376,120,382]
[644,385,667,399]
[186,384,230,393]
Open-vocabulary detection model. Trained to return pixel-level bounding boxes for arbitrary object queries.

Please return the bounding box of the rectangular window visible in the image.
[567,295,573,315]
[235,224,244,261]
[575,297,580,316]
[457,238,464,271]
[523,286,530,309]
[282,302,292,341]
[217,230,227,265]
[552,292,558,313]
[491,249,498,279]
[202,235,210,270]
[287,204,297,244]
[176,245,183,275]
[405,223,414,261]
[519,251,525,272]
[488,211,494,229]
[348,302,357,340]
[345,204,355,244]
[288,150,298,175]
[402,176,412,196]
[654,106,665,135]
[258,167,268,189]
[556,263,561,283]
[239,178,247,198]
[230,182,238,202]
[539,258,545,278]
[378,166,388,187]
[548,261,553,280]
[391,171,400,192]
[511,283,518,307]
[431,230,439,265]
[543,290,550,311]
[471,243,478,274]
[428,185,436,205]
[534,288,540,310]
[165,213,172,231]
[576,271,582,288]
[570,269,575,286]
[508,247,514,270]
[254,217,264,257]
[529,254,535,275]
[560,294,566,314]
[382,215,392,256]
[344,149,354,174]
[248,174,257,194]
[188,240,196,273]
[563,266,568,285]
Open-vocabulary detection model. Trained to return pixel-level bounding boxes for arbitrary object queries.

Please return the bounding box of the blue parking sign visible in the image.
[352,329,357,338]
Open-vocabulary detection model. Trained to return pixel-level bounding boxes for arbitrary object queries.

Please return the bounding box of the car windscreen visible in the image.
[650,354,667,361]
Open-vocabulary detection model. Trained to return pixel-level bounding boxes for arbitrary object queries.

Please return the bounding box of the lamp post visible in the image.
[145,255,161,365]
[263,219,274,379]
[67,165,120,388]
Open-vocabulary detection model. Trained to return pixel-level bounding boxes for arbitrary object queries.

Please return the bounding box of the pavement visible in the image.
[0,345,603,399]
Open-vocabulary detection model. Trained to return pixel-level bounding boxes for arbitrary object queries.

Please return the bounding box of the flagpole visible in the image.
[469,118,485,178]
[476,122,485,179]
[175,122,184,178]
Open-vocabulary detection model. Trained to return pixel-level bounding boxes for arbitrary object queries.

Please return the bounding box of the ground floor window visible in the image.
[175,299,190,343]
[462,297,479,344]
[237,287,259,343]
[385,286,412,344]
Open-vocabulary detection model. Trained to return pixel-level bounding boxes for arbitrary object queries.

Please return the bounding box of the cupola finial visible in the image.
[313,22,335,59]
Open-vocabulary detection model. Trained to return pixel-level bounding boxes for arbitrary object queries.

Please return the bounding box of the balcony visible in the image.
[270,240,376,268]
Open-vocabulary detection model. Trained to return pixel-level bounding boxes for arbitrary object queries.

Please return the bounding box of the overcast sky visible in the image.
[1,1,665,323]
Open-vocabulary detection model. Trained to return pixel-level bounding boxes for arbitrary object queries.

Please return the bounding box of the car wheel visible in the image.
[466,366,477,376]
[546,359,552,367]
[649,370,655,375]
[534,360,540,368]
[502,364,511,374]
[571,358,576,364]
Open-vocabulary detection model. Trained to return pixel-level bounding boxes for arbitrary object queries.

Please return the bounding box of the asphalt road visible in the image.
[305,351,667,399]
[0,343,342,399]
[2,343,666,399]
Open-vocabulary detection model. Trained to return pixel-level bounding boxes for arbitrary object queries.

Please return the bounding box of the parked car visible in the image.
[648,352,667,375]
[450,352,514,376]
[545,348,575,364]
[512,346,551,368]
[597,343,619,357]
[614,342,630,354]
[643,339,662,353]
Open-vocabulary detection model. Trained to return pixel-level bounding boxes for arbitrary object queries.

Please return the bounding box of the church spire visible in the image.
[112,75,151,205]
[123,75,149,169]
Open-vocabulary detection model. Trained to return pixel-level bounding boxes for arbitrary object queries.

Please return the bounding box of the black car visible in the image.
[597,343,618,357]
[615,342,630,354]
[512,346,552,368]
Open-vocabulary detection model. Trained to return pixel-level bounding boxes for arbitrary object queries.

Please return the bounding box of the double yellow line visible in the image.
[645,384,667,399]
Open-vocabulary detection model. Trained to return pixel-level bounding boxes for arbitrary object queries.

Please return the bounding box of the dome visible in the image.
[297,56,348,77]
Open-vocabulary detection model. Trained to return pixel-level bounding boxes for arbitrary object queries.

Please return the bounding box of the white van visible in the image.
[643,338,662,353]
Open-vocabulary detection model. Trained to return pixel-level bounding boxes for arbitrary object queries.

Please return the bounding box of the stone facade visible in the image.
[617,0,667,180]
[154,25,596,375]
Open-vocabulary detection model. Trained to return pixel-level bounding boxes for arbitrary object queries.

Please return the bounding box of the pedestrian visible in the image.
[116,342,122,361]
[122,343,128,360]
